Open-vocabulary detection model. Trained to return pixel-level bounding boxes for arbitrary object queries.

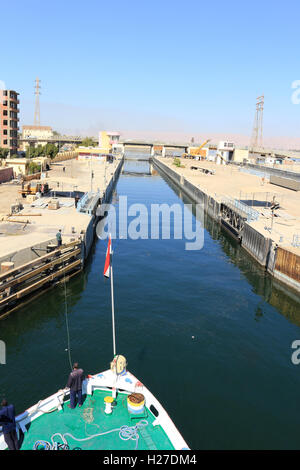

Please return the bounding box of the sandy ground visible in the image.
[0,157,121,259]
[0,181,23,217]
[160,157,300,253]
[45,157,118,194]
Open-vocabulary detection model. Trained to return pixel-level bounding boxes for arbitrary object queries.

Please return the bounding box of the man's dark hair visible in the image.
[73,363,79,369]
[1,399,8,407]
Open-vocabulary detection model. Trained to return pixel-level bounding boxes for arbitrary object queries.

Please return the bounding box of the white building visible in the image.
[216,141,235,164]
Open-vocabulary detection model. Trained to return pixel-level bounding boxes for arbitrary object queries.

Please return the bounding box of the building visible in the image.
[21,125,53,150]
[216,141,235,164]
[0,89,19,156]
[5,158,28,176]
[98,131,120,152]
[4,156,51,177]
[77,147,114,162]
[254,153,285,165]
[232,148,249,163]
[233,148,288,165]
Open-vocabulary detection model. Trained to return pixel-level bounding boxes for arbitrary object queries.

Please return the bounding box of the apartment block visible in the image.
[0,89,19,155]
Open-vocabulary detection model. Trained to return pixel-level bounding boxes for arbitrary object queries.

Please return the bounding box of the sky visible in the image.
[1,0,300,147]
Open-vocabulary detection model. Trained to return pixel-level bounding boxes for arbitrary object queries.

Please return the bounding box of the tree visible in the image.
[27,162,41,175]
[25,143,59,160]
[81,137,96,147]
[29,145,44,158]
[0,148,9,159]
[44,143,59,159]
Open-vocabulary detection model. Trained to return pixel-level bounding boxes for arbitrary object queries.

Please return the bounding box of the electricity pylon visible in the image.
[250,95,264,150]
[34,77,41,126]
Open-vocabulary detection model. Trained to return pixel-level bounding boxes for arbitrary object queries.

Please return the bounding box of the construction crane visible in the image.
[183,139,210,159]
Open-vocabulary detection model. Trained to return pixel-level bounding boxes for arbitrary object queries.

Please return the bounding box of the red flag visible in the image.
[103,236,111,278]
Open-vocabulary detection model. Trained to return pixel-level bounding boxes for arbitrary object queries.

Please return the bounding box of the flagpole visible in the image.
[110,241,116,357]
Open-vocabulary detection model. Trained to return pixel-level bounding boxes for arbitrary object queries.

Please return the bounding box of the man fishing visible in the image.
[66,363,85,409]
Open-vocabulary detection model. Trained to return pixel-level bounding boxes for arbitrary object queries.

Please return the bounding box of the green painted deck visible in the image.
[20,390,175,450]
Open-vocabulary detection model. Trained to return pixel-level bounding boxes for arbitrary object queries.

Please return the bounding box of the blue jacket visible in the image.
[0,404,16,433]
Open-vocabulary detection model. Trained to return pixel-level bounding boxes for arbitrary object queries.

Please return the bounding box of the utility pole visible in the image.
[34,77,41,126]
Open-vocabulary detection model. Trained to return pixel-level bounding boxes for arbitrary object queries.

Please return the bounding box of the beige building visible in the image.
[5,156,50,177]
[22,125,53,150]
[5,158,28,176]
[233,148,249,163]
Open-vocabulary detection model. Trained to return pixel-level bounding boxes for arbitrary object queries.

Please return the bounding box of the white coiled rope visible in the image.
[33,420,148,451]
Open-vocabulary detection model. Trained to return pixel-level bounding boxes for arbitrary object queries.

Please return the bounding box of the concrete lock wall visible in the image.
[183,178,206,205]
[241,223,272,266]
[270,175,300,191]
[103,157,123,201]
[154,158,219,219]
[245,163,300,182]
[83,217,95,261]
[207,196,220,220]
[82,156,124,261]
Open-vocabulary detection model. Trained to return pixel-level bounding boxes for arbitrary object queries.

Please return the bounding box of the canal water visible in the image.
[1,158,300,450]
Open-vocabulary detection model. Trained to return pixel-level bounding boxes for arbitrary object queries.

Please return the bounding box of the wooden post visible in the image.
[1,262,14,274]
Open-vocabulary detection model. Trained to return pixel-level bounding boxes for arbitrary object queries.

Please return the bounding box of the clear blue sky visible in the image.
[1,0,300,142]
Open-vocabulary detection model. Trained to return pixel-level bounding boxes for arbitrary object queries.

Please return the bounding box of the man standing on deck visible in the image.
[66,363,85,409]
[0,399,19,450]
[56,229,62,247]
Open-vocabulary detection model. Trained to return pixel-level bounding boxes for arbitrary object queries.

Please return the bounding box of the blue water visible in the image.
[1,160,300,449]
